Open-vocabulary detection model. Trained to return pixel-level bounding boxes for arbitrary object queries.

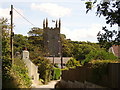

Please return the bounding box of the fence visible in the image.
[62,63,120,88]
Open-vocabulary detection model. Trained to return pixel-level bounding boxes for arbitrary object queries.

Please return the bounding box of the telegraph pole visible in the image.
[10,5,14,65]
[117,0,120,60]
[60,38,63,69]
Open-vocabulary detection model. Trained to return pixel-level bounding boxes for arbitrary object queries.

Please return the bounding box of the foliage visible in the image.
[97,27,120,49]
[29,46,44,60]
[52,68,61,80]
[1,18,13,88]
[61,68,69,71]
[14,34,29,54]
[27,27,46,60]
[28,27,43,48]
[83,49,117,64]
[86,0,120,26]
[32,56,53,84]
[54,63,59,68]
[1,17,31,88]
[90,60,119,83]
[11,58,32,88]
[85,0,120,48]
[90,59,119,64]
[85,1,93,13]
[66,58,81,68]
[60,34,73,57]
[71,43,97,60]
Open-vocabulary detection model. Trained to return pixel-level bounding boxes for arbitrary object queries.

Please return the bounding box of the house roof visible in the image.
[111,45,120,58]
[45,57,71,64]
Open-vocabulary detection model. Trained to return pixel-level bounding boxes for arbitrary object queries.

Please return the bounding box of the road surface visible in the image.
[32,80,60,90]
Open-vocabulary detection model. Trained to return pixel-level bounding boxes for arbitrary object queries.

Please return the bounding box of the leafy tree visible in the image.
[97,26,118,50]
[86,0,120,26]
[28,27,43,48]
[72,43,97,60]
[60,34,73,57]
[1,18,12,88]
[32,56,53,84]
[84,49,117,64]
[27,27,45,59]
[14,34,29,54]
[85,0,120,48]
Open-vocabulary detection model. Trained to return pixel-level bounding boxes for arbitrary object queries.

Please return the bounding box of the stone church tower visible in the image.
[43,18,61,57]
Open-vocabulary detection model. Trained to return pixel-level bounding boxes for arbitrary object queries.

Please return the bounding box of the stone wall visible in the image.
[43,19,61,57]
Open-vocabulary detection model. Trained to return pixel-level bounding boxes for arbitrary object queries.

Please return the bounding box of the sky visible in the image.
[0,0,118,42]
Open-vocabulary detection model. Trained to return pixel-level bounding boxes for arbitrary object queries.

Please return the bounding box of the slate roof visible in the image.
[45,57,71,64]
[109,45,120,58]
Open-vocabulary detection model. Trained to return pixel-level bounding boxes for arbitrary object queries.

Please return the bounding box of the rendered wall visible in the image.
[22,50,39,85]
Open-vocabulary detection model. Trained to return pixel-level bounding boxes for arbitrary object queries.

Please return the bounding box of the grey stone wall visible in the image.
[43,19,61,57]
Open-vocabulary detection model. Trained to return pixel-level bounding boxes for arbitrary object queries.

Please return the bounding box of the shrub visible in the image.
[72,44,97,60]
[66,58,81,68]
[90,60,119,83]
[52,68,61,80]
[83,50,117,64]
[9,58,32,88]
[32,56,53,84]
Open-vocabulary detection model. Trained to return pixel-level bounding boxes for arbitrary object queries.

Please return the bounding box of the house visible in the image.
[109,45,120,59]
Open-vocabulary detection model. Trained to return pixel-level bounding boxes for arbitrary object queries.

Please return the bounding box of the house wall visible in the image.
[22,50,39,85]
[111,45,120,58]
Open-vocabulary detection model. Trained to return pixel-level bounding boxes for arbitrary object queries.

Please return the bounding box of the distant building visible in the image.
[109,45,120,59]
[45,57,71,68]
[43,18,61,57]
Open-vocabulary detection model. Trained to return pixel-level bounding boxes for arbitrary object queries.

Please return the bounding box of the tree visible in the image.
[60,34,73,57]
[84,49,117,64]
[0,18,12,87]
[71,43,97,60]
[14,34,29,54]
[32,56,53,84]
[85,0,120,48]
[28,27,43,48]
[27,27,45,59]
[97,26,118,50]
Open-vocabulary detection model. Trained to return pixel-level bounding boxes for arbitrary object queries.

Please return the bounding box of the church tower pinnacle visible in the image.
[46,18,48,28]
[55,20,58,28]
[59,18,61,29]
[43,19,45,29]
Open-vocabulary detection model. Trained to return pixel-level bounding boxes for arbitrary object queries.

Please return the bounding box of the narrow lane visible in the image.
[32,80,60,89]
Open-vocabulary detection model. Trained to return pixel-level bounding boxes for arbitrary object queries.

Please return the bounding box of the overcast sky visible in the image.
[0,0,118,42]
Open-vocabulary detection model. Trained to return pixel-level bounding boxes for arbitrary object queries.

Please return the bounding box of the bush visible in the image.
[7,58,32,88]
[82,50,117,64]
[52,68,61,80]
[32,56,53,84]
[66,58,81,68]
[11,65,32,88]
[90,60,119,83]
[72,44,97,60]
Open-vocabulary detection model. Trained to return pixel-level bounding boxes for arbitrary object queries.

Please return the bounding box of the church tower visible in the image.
[43,18,61,57]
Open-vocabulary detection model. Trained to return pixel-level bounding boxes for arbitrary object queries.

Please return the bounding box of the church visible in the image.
[43,18,61,57]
